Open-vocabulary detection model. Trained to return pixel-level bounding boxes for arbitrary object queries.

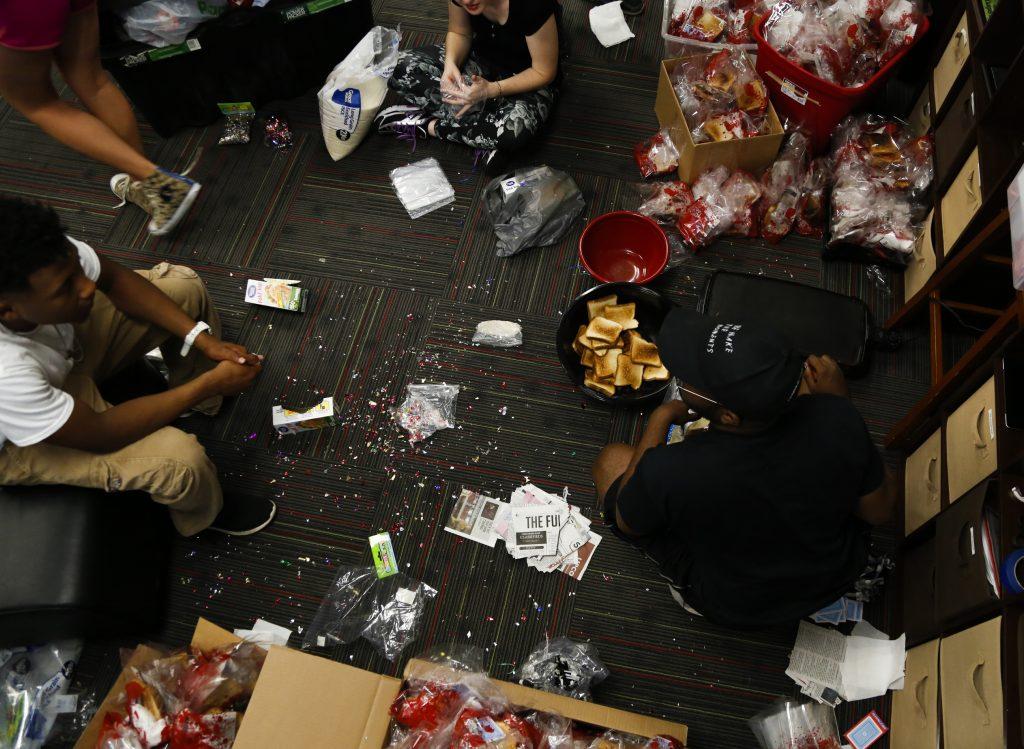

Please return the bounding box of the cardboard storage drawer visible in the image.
[905,428,942,534]
[947,375,998,502]
[904,210,936,303]
[940,147,983,253]
[932,12,971,112]
[935,480,999,622]
[908,86,932,136]
[890,639,939,749]
[935,77,976,185]
[940,616,1004,749]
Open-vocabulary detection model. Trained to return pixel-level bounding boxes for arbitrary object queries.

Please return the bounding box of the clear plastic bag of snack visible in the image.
[362,576,438,662]
[472,320,523,347]
[667,0,729,42]
[218,107,255,146]
[393,383,460,443]
[526,710,573,749]
[760,130,810,243]
[720,170,763,238]
[515,638,609,701]
[1,641,82,749]
[794,156,830,238]
[676,166,734,249]
[635,181,694,223]
[586,729,649,749]
[633,129,680,179]
[168,709,237,749]
[672,49,768,144]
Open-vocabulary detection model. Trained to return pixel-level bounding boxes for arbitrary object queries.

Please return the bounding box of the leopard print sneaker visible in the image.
[138,168,201,236]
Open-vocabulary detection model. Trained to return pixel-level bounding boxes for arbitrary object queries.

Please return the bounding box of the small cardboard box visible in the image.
[271,396,339,436]
[77,619,689,749]
[654,56,785,182]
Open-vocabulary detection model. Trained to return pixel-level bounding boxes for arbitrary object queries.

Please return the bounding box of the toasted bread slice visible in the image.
[587,295,618,321]
[626,333,649,357]
[631,339,662,367]
[614,354,644,390]
[593,348,622,380]
[572,324,588,356]
[586,316,623,345]
[604,303,639,330]
[577,328,599,351]
[643,364,670,381]
[581,348,597,368]
[584,373,616,397]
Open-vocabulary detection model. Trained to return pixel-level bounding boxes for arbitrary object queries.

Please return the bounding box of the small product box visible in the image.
[654,56,785,182]
[271,397,338,436]
[245,278,307,312]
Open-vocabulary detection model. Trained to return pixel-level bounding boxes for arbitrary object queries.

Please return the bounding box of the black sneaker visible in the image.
[209,494,277,536]
[374,105,430,149]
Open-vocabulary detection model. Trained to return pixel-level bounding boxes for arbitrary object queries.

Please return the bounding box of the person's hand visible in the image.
[205,360,262,397]
[195,333,262,367]
[802,354,848,398]
[441,62,463,92]
[446,74,492,118]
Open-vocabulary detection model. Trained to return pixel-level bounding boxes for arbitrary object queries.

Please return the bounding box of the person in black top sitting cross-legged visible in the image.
[375,0,560,173]
[592,308,897,628]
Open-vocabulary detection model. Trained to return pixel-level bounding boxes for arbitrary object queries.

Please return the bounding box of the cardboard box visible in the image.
[271,397,339,436]
[889,638,939,749]
[654,57,785,183]
[940,616,1003,748]
[77,620,689,749]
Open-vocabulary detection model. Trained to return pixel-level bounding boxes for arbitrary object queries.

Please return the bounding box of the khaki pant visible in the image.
[0,263,224,535]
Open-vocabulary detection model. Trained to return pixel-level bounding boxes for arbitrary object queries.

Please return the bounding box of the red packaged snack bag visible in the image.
[794,156,830,238]
[667,0,729,42]
[677,166,733,248]
[760,130,810,243]
[673,49,770,144]
[721,170,763,237]
[390,682,466,730]
[636,181,695,223]
[633,129,680,179]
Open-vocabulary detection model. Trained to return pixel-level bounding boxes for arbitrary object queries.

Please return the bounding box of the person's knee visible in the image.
[494,126,534,153]
[147,264,209,318]
[59,61,109,103]
[592,443,632,478]
[168,432,211,473]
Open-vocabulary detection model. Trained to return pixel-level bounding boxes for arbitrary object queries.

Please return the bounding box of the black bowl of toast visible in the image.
[556,282,674,406]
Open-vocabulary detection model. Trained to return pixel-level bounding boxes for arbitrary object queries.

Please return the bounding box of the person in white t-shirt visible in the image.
[0,196,275,536]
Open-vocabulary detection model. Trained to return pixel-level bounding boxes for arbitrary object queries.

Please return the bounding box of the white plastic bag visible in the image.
[318,26,401,161]
[1,641,82,749]
[392,383,460,443]
[119,0,225,47]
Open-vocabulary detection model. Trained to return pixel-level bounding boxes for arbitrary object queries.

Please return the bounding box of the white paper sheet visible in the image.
[589,1,635,48]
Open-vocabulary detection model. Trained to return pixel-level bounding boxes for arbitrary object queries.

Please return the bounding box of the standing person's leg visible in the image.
[0,1,202,235]
[0,374,223,535]
[0,44,155,180]
[54,4,145,155]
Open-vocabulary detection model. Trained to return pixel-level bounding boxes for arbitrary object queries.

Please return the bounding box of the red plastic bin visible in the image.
[753,14,930,153]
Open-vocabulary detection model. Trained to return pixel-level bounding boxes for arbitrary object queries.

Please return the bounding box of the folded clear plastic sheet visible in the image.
[390,158,456,219]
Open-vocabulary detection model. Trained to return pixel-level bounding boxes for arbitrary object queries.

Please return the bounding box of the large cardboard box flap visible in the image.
[940,616,1003,749]
[233,646,402,749]
[890,638,939,749]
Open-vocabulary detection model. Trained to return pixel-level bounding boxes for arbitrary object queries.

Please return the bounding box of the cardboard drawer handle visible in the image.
[970,657,991,725]
[925,456,938,499]
[965,170,978,202]
[913,674,930,725]
[975,406,988,448]
[965,92,975,120]
[923,101,931,120]
[954,27,968,60]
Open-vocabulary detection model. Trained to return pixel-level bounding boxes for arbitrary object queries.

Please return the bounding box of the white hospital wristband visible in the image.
[181,321,211,356]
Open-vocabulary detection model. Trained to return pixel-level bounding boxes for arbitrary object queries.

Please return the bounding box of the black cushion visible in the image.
[0,484,171,647]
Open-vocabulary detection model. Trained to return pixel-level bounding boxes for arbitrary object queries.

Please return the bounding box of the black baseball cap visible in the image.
[657,308,804,422]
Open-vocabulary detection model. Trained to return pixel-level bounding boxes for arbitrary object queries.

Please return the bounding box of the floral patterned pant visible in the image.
[388,44,557,152]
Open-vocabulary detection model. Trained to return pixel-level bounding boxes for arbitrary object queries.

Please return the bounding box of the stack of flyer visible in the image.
[444,485,601,581]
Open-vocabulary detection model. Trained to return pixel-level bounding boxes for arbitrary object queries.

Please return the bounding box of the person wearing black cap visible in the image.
[592,308,895,627]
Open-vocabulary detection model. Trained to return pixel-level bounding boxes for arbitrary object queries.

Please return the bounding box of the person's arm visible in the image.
[449,15,559,116]
[95,256,258,366]
[445,2,473,74]
[46,360,260,454]
[614,400,691,536]
[856,466,897,525]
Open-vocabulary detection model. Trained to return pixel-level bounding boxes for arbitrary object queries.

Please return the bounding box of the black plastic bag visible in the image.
[483,166,586,257]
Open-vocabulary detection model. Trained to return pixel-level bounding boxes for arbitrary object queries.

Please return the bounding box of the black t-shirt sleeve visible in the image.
[518,0,557,36]
[814,395,885,497]
[614,448,670,536]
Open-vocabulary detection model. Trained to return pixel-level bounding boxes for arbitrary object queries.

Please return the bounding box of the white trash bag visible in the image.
[119,0,225,47]
[318,26,401,161]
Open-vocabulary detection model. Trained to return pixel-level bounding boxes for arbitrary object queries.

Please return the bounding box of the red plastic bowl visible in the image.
[578,211,669,284]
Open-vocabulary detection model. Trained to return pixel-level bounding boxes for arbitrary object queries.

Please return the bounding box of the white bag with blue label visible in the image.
[318,25,401,161]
